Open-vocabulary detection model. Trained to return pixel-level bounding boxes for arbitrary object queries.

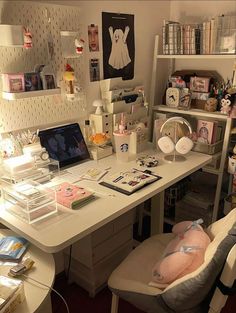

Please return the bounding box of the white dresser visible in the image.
[64,210,134,297]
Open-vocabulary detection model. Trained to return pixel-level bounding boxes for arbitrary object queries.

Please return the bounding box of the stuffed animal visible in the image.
[204,97,217,112]
[152,219,210,285]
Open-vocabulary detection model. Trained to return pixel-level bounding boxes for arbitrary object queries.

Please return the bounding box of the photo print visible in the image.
[89,58,100,82]
[88,24,99,52]
[102,12,135,80]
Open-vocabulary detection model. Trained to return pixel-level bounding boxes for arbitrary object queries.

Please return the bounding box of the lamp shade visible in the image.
[93,99,104,114]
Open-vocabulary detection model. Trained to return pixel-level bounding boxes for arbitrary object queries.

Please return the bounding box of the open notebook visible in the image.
[99,168,162,195]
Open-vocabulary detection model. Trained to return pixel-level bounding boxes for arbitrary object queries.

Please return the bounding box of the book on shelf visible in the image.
[0,275,25,312]
[56,182,95,209]
[162,15,236,55]
[196,120,218,145]
[0,236,28,261]
[99,168,162,195]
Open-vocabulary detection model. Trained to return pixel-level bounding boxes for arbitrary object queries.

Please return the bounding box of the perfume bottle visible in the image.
[83,120,93,146]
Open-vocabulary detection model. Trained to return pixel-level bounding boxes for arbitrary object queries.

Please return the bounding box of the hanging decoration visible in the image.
[63,63,75,96]
[75,38,85,55]
[23,27,32,49]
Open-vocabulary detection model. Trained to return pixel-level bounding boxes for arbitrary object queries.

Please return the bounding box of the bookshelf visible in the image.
[150,35,235,224]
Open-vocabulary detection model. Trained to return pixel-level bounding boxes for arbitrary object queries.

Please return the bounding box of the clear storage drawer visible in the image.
[2,180,57,224]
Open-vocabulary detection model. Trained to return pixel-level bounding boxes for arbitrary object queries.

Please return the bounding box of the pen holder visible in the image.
[113,130,131,162]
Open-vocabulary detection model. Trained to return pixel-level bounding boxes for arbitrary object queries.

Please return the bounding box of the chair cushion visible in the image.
[108,233,175,296]
[108,209,236,313]
[151,220,211,285]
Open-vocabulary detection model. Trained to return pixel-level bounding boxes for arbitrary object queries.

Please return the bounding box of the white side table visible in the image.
[0,229,55,313]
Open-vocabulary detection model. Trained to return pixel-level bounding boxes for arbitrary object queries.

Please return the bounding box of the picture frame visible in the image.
[190,76,210,93]
[1,73,25,93]
[24,72,42,92]
[179,88,191,110]
[40,70,56,90]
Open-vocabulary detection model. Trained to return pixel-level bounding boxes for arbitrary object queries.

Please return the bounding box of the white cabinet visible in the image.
[64,210,134,297]
[149,35,236,223]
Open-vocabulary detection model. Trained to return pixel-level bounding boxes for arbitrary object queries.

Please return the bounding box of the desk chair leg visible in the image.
[111,293,119,313]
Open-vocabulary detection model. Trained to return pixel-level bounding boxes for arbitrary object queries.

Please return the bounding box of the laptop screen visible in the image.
[38,123,90,168]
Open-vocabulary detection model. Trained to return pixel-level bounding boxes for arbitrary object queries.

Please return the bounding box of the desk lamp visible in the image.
[93,99,104,115]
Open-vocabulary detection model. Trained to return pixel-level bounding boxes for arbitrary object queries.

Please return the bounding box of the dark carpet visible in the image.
[51,273,235,313]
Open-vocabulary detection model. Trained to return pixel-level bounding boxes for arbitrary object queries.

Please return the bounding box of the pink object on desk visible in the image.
[56,182,94,209]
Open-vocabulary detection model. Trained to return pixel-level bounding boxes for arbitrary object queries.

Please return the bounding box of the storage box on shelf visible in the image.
[89,113,113,138]
[2,180,57,224]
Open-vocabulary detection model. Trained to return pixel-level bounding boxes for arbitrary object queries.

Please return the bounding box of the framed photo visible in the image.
[190,76,210,93]
[179,88,191,110]
[24,72,42,92]
[2,73,25,93]
[40,73,56,90]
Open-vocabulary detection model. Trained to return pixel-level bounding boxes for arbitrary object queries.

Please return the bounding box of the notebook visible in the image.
[56,182,95,209]
[99,169,162,195]
[38,123,90,168]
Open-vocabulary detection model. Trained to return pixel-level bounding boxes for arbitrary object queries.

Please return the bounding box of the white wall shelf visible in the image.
[153,105,229,121]
[156,54,236,60]
[2,89,61,100]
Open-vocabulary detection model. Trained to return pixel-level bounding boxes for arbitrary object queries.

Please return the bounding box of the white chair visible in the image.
[108,209,236,313]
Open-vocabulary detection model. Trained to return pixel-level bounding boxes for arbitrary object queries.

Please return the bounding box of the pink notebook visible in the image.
[56,182,94,209]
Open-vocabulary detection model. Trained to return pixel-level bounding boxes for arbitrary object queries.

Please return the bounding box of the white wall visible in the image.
[170,0,236,23]
[34,0,171,113]
[170,1,236,81]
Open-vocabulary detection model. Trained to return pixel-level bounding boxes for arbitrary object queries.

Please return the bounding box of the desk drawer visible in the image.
[92,225,132,264]
[91,210,134,247]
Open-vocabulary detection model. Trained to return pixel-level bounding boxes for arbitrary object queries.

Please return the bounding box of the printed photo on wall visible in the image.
[88,24,99,52]
[89,58,100,82]
[102,12,134,80]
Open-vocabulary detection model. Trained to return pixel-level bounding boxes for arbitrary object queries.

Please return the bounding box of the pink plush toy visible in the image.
[152,219,211,285]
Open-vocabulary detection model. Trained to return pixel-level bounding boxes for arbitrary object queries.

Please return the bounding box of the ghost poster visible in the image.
[102,12,134,80]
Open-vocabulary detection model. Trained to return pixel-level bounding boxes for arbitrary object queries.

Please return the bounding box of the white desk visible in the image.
[0,229,55,313]
[0,148,211,253]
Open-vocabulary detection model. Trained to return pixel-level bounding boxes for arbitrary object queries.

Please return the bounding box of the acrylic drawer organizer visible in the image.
[2,180,57,224]
[1,159,60,184]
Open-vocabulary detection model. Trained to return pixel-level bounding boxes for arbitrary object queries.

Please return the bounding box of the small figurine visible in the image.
[23,27,32,49]
[75,38,85,54]
[220,94,232,115]
[204,97,217,112]
[63,63,75,95]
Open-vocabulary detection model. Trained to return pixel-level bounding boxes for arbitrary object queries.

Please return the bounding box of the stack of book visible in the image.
[162,15,236,55]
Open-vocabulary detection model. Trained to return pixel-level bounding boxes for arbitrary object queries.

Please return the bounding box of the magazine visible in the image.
[99,168,162,195]
[0,236,28,261]
[56,182,95,209]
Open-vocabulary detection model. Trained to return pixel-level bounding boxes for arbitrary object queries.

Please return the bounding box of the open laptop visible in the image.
[38,123,90,168]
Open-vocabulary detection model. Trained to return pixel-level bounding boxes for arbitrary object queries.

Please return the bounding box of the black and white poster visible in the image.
[102,12,134,80]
